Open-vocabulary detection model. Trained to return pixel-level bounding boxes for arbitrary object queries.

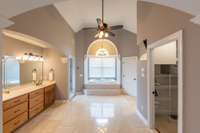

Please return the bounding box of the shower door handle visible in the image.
[152,89,159,97]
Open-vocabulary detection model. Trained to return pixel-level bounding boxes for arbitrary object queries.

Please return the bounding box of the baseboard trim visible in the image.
[136,108,148,127]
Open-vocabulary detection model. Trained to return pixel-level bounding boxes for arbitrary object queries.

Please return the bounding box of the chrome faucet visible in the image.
[33,80,43,86]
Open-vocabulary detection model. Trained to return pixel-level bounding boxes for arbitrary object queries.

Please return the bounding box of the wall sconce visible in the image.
[17,53,44,62]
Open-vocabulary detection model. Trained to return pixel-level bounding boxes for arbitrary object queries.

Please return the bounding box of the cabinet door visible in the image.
[44,85,55,108]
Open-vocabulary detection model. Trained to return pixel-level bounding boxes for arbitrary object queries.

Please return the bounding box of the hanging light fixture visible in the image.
[17,53,44,62]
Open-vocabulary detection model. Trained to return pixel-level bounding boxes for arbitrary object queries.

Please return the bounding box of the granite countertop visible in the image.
[3,81,56,102]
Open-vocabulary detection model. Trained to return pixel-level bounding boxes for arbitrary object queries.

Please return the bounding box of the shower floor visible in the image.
[155,114,177,133]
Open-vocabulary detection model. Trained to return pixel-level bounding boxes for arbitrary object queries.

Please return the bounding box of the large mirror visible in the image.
[2,56,43,89]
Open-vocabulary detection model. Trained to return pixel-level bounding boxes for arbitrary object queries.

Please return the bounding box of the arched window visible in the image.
[85,39,120,84]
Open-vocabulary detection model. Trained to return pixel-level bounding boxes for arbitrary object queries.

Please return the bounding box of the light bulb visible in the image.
[105,32,109,38]
[39,56,44,62]
[29,56,34,61]
[34,56,40,61]
[16,56,21,60]
[100,31,104,36]
[99,35,103,38]
[23,54,29,61]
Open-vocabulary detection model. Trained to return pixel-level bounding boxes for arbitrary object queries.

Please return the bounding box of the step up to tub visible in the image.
[84,88,122,96]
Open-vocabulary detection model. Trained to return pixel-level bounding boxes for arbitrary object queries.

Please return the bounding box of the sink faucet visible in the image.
[33,80,43,86]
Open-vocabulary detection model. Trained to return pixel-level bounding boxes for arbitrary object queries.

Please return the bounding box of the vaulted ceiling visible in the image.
[141,0,200,24]
[54,0,137,33]
[0,0,200,30]
[54,0,200,33]
[0,0,65,18]
[142,0,200,16]
[0,0,65,28]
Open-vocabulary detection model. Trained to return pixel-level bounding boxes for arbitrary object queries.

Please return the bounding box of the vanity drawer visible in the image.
[3,102,28,124]
[29,94,44,109]
[29,88,44,99]
[3,112,28,133]
[3,94,28,111]
[29,103,44,119]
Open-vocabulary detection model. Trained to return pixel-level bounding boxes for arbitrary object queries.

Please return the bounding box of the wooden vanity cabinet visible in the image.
[3,94,28,133]
[3,83,56,133]
[44,85,55,108]
[29,88,44,119]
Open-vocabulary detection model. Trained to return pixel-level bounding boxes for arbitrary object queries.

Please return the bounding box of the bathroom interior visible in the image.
[1,29,74,133]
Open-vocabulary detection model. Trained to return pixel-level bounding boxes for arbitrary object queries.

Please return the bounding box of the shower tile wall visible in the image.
[155,65,178,116]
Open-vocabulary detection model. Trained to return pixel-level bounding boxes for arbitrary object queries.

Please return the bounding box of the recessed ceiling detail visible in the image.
[54,0,137,33]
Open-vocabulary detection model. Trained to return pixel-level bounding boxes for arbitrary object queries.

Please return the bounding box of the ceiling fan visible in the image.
[83,0,123,38]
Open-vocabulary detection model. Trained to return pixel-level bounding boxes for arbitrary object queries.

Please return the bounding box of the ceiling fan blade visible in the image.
[82,27,97,30]
[110,25,123,30]
[107,31,115,37]
[97,18,102,26]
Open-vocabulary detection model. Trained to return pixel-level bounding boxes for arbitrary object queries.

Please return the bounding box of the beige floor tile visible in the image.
[15,95,153,133]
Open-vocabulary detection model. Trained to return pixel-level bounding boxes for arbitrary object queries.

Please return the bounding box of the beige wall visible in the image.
[137,2,200,132]
[137,60,148,119]
[75,29,138,91]
[6,5,76,100]
[43,49,68,100]
[8,5,75,57]
[3,36,43,57]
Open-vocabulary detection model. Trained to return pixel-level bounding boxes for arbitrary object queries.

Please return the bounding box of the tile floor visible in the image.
[155,115,177,133]
[16,95,154,133]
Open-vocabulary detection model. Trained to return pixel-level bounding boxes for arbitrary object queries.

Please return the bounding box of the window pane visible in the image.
[88,57,116,80]
[102,58,116,78]
[89,58,101,78]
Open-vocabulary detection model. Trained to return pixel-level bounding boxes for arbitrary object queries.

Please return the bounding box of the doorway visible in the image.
[147,31,183,133]
[122,56,137,97]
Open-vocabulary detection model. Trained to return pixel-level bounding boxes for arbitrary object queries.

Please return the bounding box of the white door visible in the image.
[122,56,137,96]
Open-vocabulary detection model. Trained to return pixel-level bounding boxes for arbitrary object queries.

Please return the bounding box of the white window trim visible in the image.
[84,55,121,85]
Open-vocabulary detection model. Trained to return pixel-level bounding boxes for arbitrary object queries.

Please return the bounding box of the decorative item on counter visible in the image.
[48,69,54,81]
[32,69,37,83]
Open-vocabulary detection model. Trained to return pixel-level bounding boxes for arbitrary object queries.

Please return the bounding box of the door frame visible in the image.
[68,57,76,100]
[147,30,183,133]
[122,56,138,97]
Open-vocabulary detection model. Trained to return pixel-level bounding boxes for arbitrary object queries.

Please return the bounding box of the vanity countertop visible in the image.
[3,81,56,102]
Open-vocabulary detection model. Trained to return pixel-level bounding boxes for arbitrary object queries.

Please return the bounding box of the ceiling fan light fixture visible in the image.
[100,31,104,36]
[99,34,103,38]
[99,31,104,38]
